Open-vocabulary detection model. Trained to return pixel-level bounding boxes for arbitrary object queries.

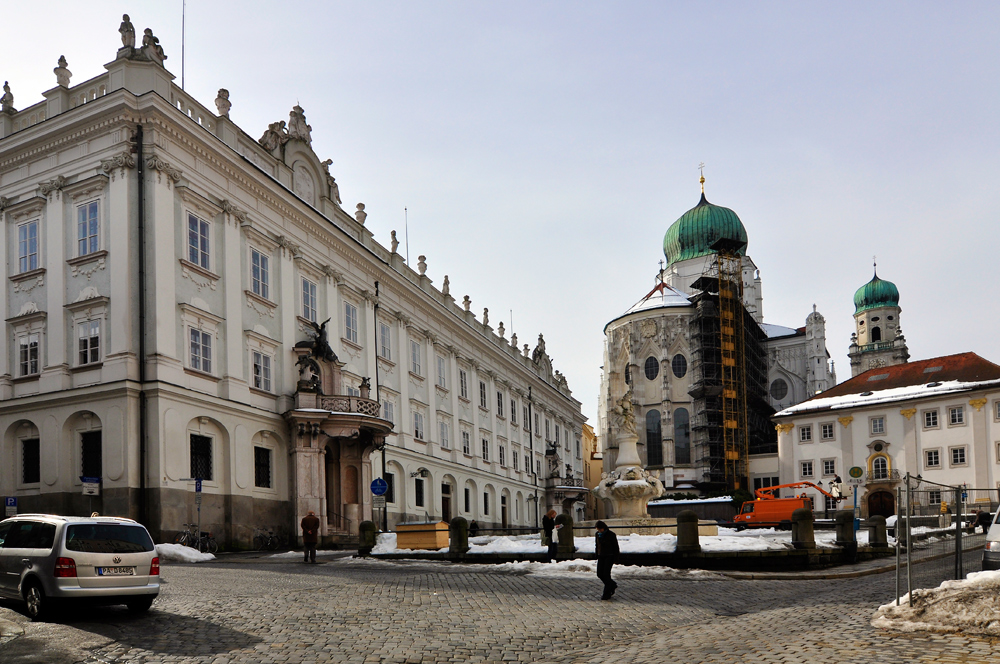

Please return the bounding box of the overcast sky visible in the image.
[4,2,999,423]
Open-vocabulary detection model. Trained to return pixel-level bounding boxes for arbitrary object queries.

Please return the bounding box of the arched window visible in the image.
[872,456,888,480]
[672,354,688,378]
[646,410,662,466]
[674,408,690,465]
[871,326,882,342]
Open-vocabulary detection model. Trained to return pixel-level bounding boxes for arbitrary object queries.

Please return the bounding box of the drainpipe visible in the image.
[136,125,148,526]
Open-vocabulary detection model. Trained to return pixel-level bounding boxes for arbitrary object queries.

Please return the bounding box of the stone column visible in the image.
[39,186,68,392]
[105,162,135,382]
[145,160,180,382]
[222,211,247,401]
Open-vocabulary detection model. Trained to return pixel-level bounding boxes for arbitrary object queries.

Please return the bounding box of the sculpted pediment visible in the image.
[258,104,341,208]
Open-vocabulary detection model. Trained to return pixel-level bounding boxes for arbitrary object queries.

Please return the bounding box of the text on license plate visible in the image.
[97,566,135,576]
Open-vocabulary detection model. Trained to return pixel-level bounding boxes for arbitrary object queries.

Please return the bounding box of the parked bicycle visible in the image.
[174,523,218,553]
[253,527,282,551]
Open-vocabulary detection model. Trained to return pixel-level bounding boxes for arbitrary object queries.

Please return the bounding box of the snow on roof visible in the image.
[760,323,802,338]
[619,282,691,317]
[776,352,1000,417]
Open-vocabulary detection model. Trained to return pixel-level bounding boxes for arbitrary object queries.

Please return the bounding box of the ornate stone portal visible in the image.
[592,388,664,518]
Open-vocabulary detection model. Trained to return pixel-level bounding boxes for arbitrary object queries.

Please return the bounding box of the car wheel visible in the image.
[126,596,155,614]
[24,582,48,621]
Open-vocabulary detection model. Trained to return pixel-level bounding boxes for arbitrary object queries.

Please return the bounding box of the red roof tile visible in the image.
[812,352,1000,401]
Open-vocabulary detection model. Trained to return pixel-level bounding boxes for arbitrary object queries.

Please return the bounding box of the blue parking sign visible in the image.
[195,479,203,492]
[4,497,15,508]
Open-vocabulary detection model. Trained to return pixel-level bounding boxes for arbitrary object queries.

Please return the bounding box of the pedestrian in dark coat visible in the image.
[469,520,480,537]
[595,520,619,600]
[301,510,320,563]
[542,509,559,562]
[974,509,993,533]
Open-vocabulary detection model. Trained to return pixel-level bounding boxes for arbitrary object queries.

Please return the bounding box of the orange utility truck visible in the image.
[732,481,843,530]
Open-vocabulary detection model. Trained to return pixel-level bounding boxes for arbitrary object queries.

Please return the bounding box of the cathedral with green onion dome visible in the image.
[847,266,909,376]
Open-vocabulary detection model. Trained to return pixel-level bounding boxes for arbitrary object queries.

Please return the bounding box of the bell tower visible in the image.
[848,265,909,376]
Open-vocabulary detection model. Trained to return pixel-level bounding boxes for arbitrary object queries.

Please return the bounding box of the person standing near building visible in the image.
[542,509,559,562]
[301,510,320,563]
[595,521,619,600]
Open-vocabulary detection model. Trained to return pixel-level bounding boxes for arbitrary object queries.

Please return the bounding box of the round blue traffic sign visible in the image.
[371,478,388,496]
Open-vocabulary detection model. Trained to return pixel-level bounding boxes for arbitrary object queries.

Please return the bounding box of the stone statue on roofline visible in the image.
[259,121,289,152]
[320,159,342,205]
[215,89,231,117]
[141,28,167,65]
[54,56,72,87]
[1,82,15,115]
[288,105,312,144]
[531,333,547,362]
[119,14,136,49]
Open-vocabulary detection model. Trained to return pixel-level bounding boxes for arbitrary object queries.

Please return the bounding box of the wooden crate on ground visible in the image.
[396,521,449,550]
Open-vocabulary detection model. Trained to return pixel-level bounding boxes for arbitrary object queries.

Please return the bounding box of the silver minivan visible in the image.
[0,514,160,620]
[982,510,1000,571]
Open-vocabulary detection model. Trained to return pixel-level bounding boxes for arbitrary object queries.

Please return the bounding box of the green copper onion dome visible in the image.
[663,193,748,266]
[853,271,899,313]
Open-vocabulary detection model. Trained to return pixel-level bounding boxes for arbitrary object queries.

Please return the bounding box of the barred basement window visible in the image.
[414,478,425,508]
[22,438,40,484]
[254,446,272,488]
[81,431,102,479]
[190,434,213,481]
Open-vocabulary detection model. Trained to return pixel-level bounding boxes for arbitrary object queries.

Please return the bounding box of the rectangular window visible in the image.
[437,356,447,388]
[525,454,531,474]
[252,351,272,392]
[413,412,424,440]
[871,417,885,435]
[513,450,519,471]
[555,424,561,444]
[799,426,812,442]
[924,410,939,428]
[77,201,100,256]
[511,400,517,425]
[996,401,1000,421]
[497,392,504,418]
[439,421,450,449]
[77,321,100,365]
[535,414,540,435]
[302,278,318,322]
[190,434,213,481]
[187,213,210,269]
[753,476,781,491]
[459,369,468,398]
[190,329,212,373]
[821,423,834,440]
[22,438,40,484]
[19,333,39,376]
[822,459,835,476]
[952,447,967,465]
[576,438,581,458]
[524,406,529,428]
[251,248,269,299]
[414,478,425,508]
[800,461,814,478]
[346,386,360,397]
[254,446,272,488]
[17,220,39,273]
[464,487,470,512]
[385,473,396,503]
[825,496,838,512]
[545,419,551,440]
[80,431,102,479]
[381,399,394,424]
[949,407,964,425]
[537,460,541,476]
[499,445,506,467]
[481,438,490,462]
[483,492,490,516]
[926,449,940,468]
[344,302,358,344]
[462,431,471,455]
[928,489,942,505]
[379,322,392,360]
[410,340,421,375]
[479,381,488,409]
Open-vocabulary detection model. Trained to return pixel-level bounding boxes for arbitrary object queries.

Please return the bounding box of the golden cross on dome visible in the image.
[698,162,706,193]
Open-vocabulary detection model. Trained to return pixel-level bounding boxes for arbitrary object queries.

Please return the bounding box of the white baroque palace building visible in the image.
[0,24,585,546]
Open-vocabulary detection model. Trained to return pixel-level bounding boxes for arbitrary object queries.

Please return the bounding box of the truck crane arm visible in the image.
[754,481,842,502]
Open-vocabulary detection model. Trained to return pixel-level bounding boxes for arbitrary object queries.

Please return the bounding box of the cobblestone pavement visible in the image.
[0,550,994,664]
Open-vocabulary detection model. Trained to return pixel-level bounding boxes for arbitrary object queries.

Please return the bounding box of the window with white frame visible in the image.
[511,399,517,425]
[251,248,269,299]
[18,333,39,376]
[439,421,450,449]
[17,220,39,273]
[254,446,272,489]
[77,201,99,256]
[555,424,561,444]
[523,406,529,428]
[413,412,424,440]
[190,434,213,481]
[951,446,967,465]
[459,369,468,398]
[924,410,939,428]
[925,449,940,468]
[437,356,447,388]
[497,391,504,418]
[302,278,318,322]
[187,213,210,269]
[479,381,488,409]
[410,340,421,375]
[481,438,490,462]
[344,302,358,344]
[379,322,392,360]
[822,459,836,476]
[800,460,814,478]
[499,445,506,467]
[995,401,1000,420]
[799,425,812,442]
[512,449,519,471]
[949,406,964,426]
[821,423,834,440]
[190,329,212,373]
[545,419,551,440]
[414,478,425,508]
[928,489,942,505]
[525,454,531,473]
[870,417,885,435]
[824,496,837,511]
[535,413,540,435]
[536,459,541,476]
[346,385,360,397]
[77,320,100,365]
[462,430,471,455]
[380,399,394,424]
[576,438,581,458]
[252,351,272,392]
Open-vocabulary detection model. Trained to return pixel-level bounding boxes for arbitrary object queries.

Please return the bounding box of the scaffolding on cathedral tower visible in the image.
[687,239,775,493]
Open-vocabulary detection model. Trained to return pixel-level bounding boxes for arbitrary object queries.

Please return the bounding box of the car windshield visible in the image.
[742,503,754,514]
[65,524,154,553]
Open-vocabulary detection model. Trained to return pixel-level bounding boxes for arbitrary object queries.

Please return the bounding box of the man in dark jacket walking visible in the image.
[595,521,619,600]
[301,510,320,563]
[542,509,558,562]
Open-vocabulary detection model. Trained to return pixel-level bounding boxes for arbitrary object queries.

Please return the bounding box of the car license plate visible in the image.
[97,566,135,576]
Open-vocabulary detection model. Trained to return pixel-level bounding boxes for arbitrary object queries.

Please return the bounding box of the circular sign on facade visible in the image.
[371,478,388,496]
[848,466,864,479]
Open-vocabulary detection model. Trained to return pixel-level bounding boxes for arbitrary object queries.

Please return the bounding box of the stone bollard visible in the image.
[675,509,701,553]
[449,516,470,555]
[358,520,377,557]
[834,510,856,547]
[791,508,815,549]
[555,513,575,556]
[867,515,888,548]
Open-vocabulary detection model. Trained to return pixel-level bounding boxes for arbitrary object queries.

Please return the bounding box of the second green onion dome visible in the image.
[854,272,900,313]
[663,193,748,266]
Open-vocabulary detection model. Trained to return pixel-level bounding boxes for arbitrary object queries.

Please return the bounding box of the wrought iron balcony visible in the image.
[319,396,381,417]
[866,469,901,483]
[544,477,584,489]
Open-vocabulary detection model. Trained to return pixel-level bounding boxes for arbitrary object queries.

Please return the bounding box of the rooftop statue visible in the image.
[215,89,231,117]
[288,105,312,144]
[531,333,546,362]
[259,121,289,152]
[119,14,136,49]
[1,81,14,114]
[141,28,167,65]
[320,159,342,205]
[54,56,72,87]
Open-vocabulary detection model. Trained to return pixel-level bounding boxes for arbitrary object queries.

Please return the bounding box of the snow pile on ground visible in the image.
[872,570,1000,635]
[267,549,343,558]
[155,543,216,563]
[496,558,720,579]
[469,535,546,554]
[371,532,441,555]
